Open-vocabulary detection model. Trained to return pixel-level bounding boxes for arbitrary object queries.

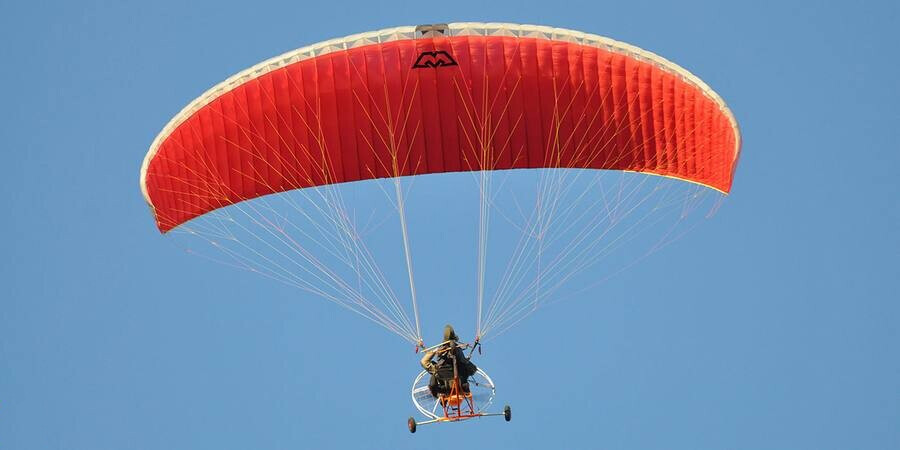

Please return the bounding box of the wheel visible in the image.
[407,417,417,433]
[504,405,511,422]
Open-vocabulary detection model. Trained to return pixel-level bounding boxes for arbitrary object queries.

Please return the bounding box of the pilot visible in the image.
[420,325,478,397]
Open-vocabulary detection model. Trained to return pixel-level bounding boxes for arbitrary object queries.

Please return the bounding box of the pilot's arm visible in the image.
[457,349,478,377]
[420,350,437,374]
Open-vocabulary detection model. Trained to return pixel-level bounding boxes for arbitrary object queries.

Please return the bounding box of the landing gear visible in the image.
[409,368,509,432]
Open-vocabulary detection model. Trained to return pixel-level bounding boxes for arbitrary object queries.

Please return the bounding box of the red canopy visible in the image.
[141,24,740,233]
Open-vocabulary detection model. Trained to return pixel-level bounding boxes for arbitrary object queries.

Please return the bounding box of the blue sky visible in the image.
[2,1,898,449]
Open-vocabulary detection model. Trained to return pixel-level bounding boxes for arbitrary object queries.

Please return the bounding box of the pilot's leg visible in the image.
[428,375,439,398]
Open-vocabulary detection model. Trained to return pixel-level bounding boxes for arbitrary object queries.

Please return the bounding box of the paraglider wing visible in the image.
[140,23,740,233]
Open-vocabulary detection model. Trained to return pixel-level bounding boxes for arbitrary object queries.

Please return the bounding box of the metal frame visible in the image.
[410,368,505,428]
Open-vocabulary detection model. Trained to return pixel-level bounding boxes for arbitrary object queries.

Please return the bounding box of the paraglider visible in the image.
[140,22,740,431]
[409,325,509,433]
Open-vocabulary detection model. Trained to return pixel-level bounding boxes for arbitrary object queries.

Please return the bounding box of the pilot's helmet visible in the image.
[443,324,458,342]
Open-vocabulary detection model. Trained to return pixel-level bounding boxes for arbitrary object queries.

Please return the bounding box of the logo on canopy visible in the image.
[412,51,458,68]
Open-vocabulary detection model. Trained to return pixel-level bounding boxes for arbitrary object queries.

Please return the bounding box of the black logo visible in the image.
[412,51,458,69]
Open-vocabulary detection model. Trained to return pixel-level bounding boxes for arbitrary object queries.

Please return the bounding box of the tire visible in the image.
[408,417,417,433]
[504,405,511,422]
